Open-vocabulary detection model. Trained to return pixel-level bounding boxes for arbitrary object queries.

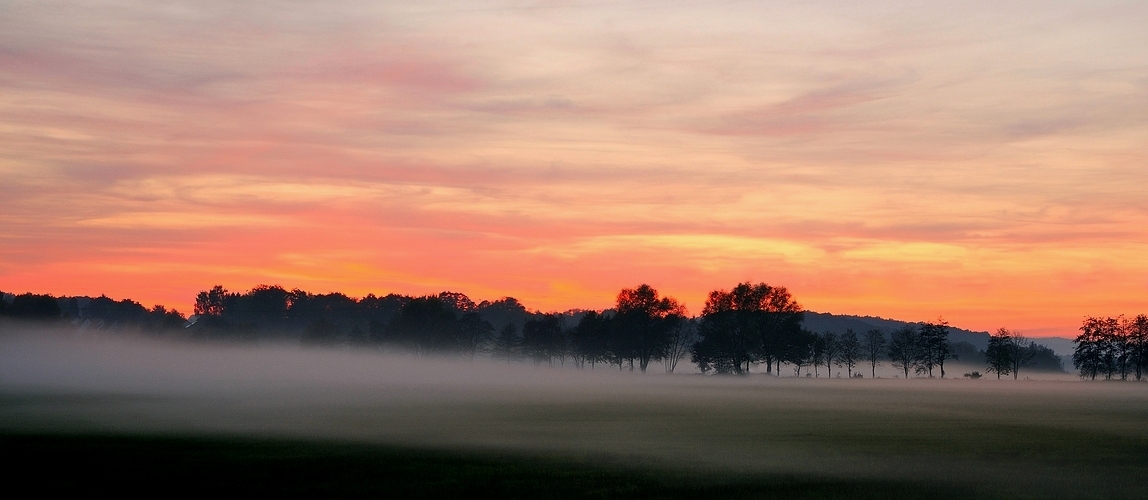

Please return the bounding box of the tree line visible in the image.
[1072,315,1148,381]
[2,284,1067,378]
[0,291,186,332]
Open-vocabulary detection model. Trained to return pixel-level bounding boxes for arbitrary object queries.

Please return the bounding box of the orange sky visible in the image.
[2,1,1147,336]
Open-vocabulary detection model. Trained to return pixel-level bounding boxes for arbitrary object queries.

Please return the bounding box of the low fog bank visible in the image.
[3,328,1146,495]
[0,327,1091,401]
[0,328,691,400]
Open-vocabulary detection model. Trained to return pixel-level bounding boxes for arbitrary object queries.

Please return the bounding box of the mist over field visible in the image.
[4,0,1147,496]
[3,329,1145,498]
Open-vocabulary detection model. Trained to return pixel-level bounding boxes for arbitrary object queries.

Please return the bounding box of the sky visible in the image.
[1,0,1146,336]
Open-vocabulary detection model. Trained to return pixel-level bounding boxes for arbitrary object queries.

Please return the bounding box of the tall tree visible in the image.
[1113,316,1133,381]
[916,319,951,378]
[144,305,187,333]
[820,331,840,378]
[691,316,739,375]
[1005,331,1037,380]
[783,329,817,377]
[224,285,290,331]
[862,329,886,378]
[522,313,565,366]
[194,285,227,317]
[476,297,528,338]
[1130,314,1148,382]
[985,328,1012,379]
[663,317,696,374]
[571,311,611,369]
[692,282,804,375]
[613,284,686,373]
[837,329,861,378]
[694,284,763,375]
[810,334,825,378]
[1073,317,1111,380]
[755,285,804,375]
[437,291,477,313]
[888,325,920,379]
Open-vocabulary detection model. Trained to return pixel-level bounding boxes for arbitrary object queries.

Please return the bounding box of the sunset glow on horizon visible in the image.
[3,1,1147,336]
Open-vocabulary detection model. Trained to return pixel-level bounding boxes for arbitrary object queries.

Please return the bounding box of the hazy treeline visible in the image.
[1072,315,1148,381]
[0,290,187,332]
[981,328,1066,380]
[2,283,1069,378]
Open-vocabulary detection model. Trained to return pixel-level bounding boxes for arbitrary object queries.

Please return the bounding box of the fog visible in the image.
[3,328,1146,495]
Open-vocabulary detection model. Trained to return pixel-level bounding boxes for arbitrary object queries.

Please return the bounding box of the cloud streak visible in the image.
[1,1,1147,334]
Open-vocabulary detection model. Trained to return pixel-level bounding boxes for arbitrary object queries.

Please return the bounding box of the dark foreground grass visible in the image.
[4,432,987,499]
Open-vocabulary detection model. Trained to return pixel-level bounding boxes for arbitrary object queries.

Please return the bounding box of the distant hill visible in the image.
[1032,337,1076,357]
[802,311,1077,359]
[803,312,992,350]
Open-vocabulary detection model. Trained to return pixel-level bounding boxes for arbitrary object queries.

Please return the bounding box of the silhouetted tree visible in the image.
[837,329,861,378]
[1113,316,1133,381]
[1073,317,1112,380]
[384,296,461,354]
[692,282,801,375]
[459,312,494,360]
[492,323,521,363]
[662,318,696,373]
[287,292,358,332]
[1131,314,1148,381]
[783,329,817,376]
[754,285,804,375]
[553,320,574,367]
[985,328,1012,379]
[438,291,477,313]
[888,325,920,379]
[194,286,227,317]
[862,329,886,378]
[820,331,840,378]
[692,318,739,374]
[613,284,686,373]
[571,311,611,369]
[144,305,187,333]
[916,319,952,378]
[810,334,826,378]
[523,313,564,366]
[693,284,764,374]
[1005,331,1037,380]
[8,293,62,320]
[222,285,291,331]
[362,293,407,339]
[476,297,529,338]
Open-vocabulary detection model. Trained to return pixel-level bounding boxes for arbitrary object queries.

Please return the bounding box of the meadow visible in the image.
[2,333,1145,498]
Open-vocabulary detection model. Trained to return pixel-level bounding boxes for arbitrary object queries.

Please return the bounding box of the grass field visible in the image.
[2,334,1146,498]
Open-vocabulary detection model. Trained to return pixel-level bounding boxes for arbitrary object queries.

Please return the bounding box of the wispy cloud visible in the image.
[1,1,1147,334]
